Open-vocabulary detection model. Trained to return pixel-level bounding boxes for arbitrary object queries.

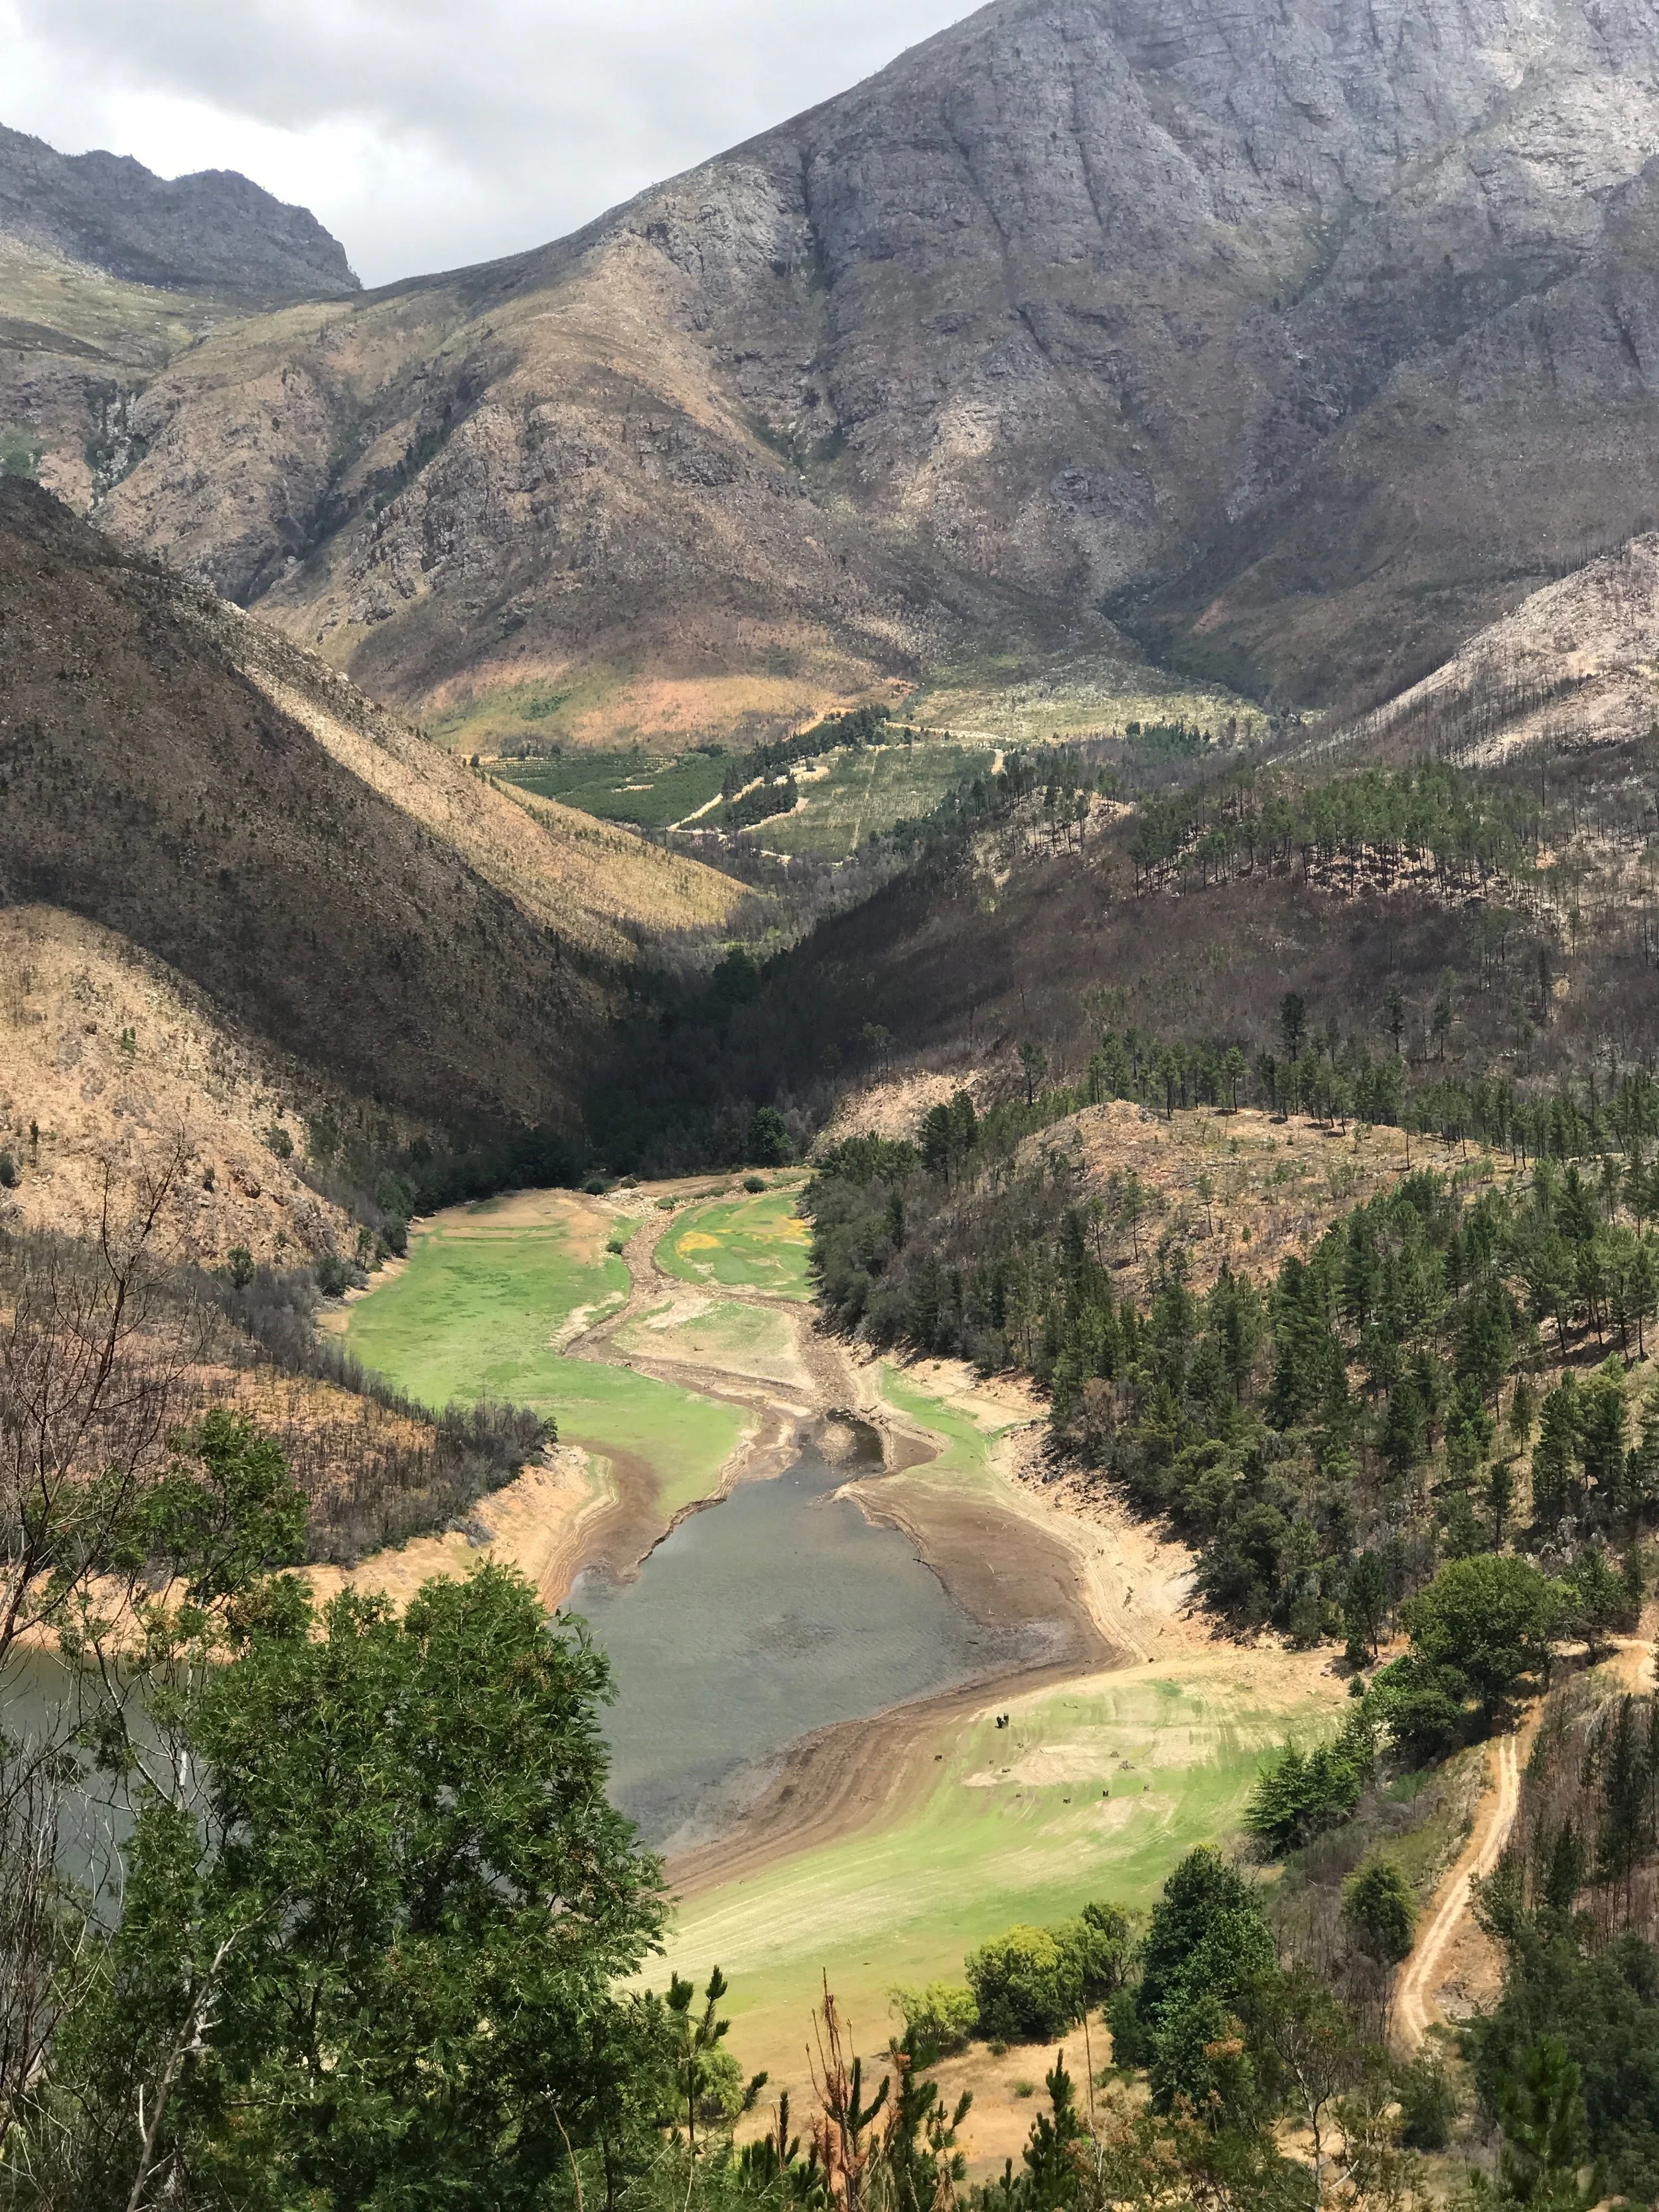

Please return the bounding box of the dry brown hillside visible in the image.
[190,596,746,962]
[0,904,380,1266]
[0,477,655,1132]
[1338,532,1659,765]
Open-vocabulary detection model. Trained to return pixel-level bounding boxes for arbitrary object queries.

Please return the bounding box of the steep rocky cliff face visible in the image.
[42,0,1659,733]
[0,125,359,305]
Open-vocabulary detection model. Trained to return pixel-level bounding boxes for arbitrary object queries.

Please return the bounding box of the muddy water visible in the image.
[568,1426,1024,1850]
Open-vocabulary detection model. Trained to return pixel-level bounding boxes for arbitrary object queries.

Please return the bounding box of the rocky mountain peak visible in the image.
[0,123,359,306]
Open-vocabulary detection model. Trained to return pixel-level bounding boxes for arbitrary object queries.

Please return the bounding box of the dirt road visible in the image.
[1394,1730,1521,2051]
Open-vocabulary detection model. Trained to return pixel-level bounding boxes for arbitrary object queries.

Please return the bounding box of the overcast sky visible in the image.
[0,0,975,286]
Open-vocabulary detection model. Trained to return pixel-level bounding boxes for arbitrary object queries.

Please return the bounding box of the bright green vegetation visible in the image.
[663,1664,1333,2082]
[879,1367,1002,1488]
[746,740,997,855]
[344,1201,743,1521]
[492,749,729,828]
[657,1186,814,1299]
[487,734,1002,857]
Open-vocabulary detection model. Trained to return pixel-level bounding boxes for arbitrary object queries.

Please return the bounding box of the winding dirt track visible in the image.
[1393,1730,1521,2051]
[1391,1639,1656,2049]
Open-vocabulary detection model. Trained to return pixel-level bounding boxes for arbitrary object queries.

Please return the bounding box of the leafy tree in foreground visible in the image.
[36,1564,668,2212]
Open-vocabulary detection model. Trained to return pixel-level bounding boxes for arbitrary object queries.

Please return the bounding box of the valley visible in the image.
[11,4,1659,2202]
[327,1170,1352,2138]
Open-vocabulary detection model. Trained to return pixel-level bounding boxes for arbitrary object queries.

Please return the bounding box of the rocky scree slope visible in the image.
[0,477,623,1132]
[61,0,1659,735]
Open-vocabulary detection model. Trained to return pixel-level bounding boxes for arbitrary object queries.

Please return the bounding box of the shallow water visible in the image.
[4,1438,1020,1872]
[569,1430,1017,1849]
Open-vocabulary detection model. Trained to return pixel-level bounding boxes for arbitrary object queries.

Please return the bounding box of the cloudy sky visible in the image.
[1,0,975,285]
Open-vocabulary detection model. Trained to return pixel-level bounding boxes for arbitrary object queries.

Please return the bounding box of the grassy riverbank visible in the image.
[344,1191,743,1522]
[662,1651,1336,2094]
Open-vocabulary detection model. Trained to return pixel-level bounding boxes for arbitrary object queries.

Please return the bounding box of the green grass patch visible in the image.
[493,751,729,828]
[747,741,997,857]
[617,1301,794,1372]
[878,1368,1004,1488]
[344,1202,743,1522]
[658,1189,814,1300]
[663,1666,1333,2082]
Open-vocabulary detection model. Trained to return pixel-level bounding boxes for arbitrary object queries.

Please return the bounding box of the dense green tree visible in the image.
[1532,1376,1583,1527]
[966,1927,1078,2045]
[1342,1862,1415,1963]
[36,1565,670,2212]
[1497,2035,1598,2212]
[747,1106,793,1166]
[1402,1555,1565,1714]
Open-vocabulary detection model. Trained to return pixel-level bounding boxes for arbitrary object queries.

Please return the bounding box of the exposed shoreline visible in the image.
[334,1179,1201,1891]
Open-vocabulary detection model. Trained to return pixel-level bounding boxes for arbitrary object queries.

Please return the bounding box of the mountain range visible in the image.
[10,0,1659,749]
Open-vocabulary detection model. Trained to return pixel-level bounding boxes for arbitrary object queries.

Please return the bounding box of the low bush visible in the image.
[1395,2053,1458,2149]
[892,1982,978,2065]
[966,1926,1075,2043]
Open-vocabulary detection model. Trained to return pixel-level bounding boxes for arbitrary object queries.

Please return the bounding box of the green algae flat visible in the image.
[658,1185,814,1299]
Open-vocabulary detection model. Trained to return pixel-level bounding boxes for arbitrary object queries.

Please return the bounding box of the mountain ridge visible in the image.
[0,123,360,305]
[20,0,1659,743]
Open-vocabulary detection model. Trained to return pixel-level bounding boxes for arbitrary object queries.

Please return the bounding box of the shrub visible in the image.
[1368,1655,1471,1762]
[227,1246,255,1290]
[315,1253,350,1298]
[0,1151,15,1189]
[1395,2054,1458,2150]
[581,1175,610,1196]
[1105,1988,1149,2069]
[265,1124,295,1160]
[743,1175,766,1193]
[892,1982,978,2065]
[1245,1704,1377,1853]
[966,1925,1077,2043]
[379,1217,409,1259]
[1343,1860,1415,1962]
[1400,1554,1565,1712]
[1058,1900,1136,2002]
[747,1106,792,1167]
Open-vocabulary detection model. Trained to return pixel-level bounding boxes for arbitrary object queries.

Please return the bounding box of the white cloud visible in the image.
[0,0,977,283]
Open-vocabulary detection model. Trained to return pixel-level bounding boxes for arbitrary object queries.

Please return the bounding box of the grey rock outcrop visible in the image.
[0,124,359,305]
[48,0,1659,724]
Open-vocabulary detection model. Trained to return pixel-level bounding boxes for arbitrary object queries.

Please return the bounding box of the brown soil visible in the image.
[0,903,358,1266]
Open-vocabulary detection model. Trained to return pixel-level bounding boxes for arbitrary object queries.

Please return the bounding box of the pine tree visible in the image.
[1020,2053,1089,2211]
[1531,1376,1581,1528]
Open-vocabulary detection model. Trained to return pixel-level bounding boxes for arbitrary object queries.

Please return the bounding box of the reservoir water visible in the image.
[5,1443,1023,1869]
[569,1429,1017,1849]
